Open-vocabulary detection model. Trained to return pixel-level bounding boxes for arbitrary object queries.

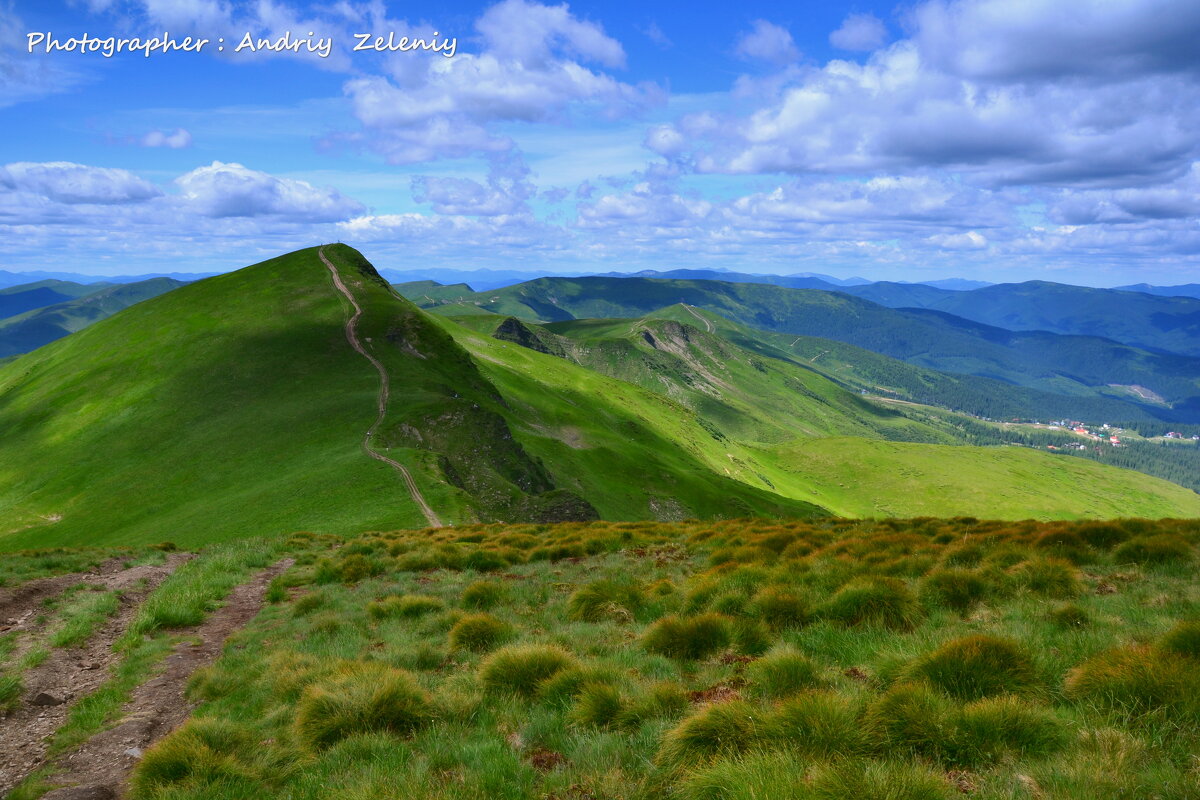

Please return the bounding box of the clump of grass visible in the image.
[620,682,690,726]
[461,580,506,609]
[1075,521,1130,549]
[1034,529,1091,563]
[820,577,922,630]
[918,569,987,614]
[1011,558,1081,598]
[130,718,259,797]
[49,589,120,648]
[368,594,444,620]
[1065,647,1199,721]
[0,672,23,710]
[264,577,288,604]
[569,682,626,729]
[731,618,773,656]
[746,647,822,699]
[1157,620,1200,659]
[448,613,513,652]
[479,644,579,697]
[315,553,387,584]
[292,591,327,616]
[295,661,433,749]
[953,695,1069,765]
[867,683,955,761]
[679,751,808,800]
[907,635,1038,700]
[768,692,868,758]
[566,578,644,622]
[809,760,953,800]
[537,665,622,704]
[657,700,765,769]
[749,586,809,630]
[1113,535,1192,566]
[1048,603,1090,629]
[643,613,733,660]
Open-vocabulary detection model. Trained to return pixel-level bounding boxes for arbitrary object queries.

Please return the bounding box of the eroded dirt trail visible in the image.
[35,558,294,800]
[0,554,193,796]
[318,246,443,528]
[0,558,128,646]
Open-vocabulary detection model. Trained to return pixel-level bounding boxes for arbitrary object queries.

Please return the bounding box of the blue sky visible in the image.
[2,0,1199,286]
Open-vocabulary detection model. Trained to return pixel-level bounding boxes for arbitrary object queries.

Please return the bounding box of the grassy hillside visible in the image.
[16,516,1195,800]
[435,310,1200,521]
[410,277,1200,421]
[761,437,1200,519]
[0,246,611,548]
[0,247,824,550]
[2,246,1196,552]
[0,278,184,357]
[637,304,1171,425]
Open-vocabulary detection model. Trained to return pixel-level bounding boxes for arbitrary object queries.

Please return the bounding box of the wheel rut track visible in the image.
[318,246,443,528]
[28,558,295,800]
[0,553,193,796]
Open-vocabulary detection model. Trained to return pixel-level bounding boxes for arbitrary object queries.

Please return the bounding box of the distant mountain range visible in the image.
[401,276,1200,424]
[0,269,215,289]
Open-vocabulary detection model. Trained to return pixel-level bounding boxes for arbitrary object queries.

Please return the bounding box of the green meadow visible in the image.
[8,516,1195,800]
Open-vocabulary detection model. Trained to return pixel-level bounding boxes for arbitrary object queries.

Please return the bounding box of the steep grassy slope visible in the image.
[0,246,619,549]
[0,247,430,547]
[423,314,825,522]
[413,277,1200,420]
[0,247,827,550]
[0,280,111,320]
[0,278,185,357]
[437,310,1200,520]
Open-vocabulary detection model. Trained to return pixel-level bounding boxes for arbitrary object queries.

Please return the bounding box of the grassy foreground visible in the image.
[102,516,1200,800]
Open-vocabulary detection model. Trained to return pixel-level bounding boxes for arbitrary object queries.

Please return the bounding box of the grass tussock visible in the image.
[820,577,922,630]
[479,644,579,696]
[643,613,733,660]
[294,660,433,749]
[907,635,1038,700]
[448,612,513,652]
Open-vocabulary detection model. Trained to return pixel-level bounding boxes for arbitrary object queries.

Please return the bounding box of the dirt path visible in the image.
[1,559,126,635]
[680,303,714,333]
[318,246,443,528]
[33,559,294,800]
[0,554,193,796]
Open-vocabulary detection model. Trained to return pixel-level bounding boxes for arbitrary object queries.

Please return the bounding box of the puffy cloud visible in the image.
[652,0,1200,189]
[1048,163,1200,224]
[174,162,364,221]
[734,20,800,66]
[911,0,1200,81]
[141,128,193,148]
[0,162,162,204]
[341,0,660,164]
[476,0,625,69]
[829,13,887,51]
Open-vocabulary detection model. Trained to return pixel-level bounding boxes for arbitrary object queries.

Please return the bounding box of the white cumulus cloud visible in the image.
[175,161,364,221]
